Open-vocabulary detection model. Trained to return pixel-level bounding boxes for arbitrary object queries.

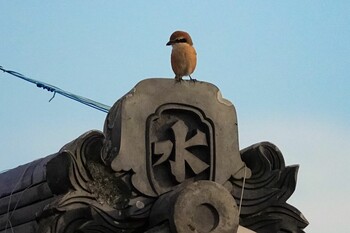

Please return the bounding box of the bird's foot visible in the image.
[189,75,197,82]
[175,76,183,82]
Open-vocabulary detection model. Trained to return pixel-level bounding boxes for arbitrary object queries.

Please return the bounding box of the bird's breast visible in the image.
[171,43,197,76]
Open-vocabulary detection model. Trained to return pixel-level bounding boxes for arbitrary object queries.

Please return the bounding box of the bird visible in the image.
[166,31,197,82]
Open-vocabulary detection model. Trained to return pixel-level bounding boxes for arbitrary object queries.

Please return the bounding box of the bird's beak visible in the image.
[166,41,173,46]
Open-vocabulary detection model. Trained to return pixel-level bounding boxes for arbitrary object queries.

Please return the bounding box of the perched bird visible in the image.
[166,31,197,82]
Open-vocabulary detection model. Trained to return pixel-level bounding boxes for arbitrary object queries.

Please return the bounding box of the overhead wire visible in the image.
[0,66,111,113]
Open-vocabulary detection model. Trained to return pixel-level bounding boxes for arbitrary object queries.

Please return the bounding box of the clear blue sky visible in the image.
[1,1,349,232]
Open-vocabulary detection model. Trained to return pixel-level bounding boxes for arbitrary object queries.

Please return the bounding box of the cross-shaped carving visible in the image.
[153,120,209,182]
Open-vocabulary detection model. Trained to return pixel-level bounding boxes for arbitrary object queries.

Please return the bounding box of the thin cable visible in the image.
[238,165,247,217]
[5,165,30,233]
[0,66,111,113]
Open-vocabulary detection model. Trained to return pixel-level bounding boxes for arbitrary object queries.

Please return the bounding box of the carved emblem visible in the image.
[147,104,214,195]
[104,79,251,197]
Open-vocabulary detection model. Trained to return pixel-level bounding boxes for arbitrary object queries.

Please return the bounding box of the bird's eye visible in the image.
[176,38,187,43]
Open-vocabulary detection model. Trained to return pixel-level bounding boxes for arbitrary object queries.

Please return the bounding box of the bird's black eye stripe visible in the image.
[175,38,187,43]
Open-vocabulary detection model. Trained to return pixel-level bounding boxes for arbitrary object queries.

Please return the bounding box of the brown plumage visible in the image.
[166,31,197,81]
